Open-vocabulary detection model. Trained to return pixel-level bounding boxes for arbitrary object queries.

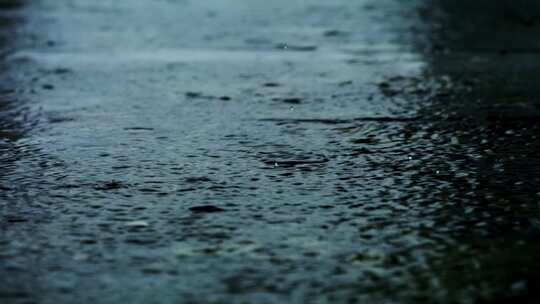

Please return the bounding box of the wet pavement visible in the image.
[1,0,540,303]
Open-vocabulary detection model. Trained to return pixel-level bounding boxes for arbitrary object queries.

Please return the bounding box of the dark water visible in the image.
[1,1,539,303]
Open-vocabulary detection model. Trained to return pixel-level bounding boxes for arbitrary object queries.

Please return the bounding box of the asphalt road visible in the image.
[1,0,540,303]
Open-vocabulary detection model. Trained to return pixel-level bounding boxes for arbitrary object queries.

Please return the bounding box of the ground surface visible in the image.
[1,0,540,303]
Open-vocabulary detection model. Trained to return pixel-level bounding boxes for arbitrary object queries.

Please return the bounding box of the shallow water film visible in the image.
[1,0,540,303]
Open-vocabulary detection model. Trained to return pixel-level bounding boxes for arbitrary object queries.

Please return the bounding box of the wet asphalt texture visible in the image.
[1,0,540,303]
